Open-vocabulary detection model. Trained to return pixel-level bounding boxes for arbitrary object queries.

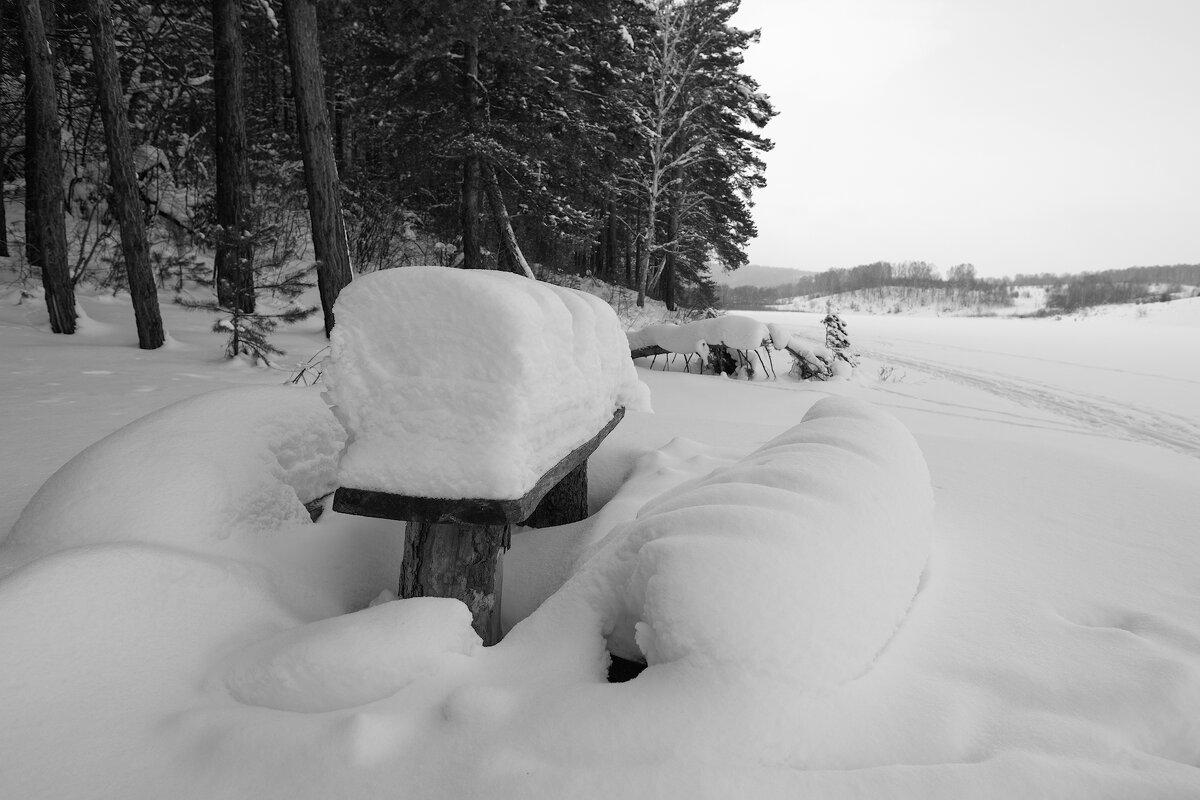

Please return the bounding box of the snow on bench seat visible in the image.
[325,266,650,502]
[628,315,772,358]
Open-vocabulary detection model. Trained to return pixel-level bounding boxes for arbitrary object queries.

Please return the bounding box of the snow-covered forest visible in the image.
[2,0,772,339]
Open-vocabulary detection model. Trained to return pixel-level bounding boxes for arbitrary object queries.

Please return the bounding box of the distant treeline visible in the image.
[719,262,1200,311]
[719,261,1003,307]
[1013,264,1200,287]
[1030,264,1200,312]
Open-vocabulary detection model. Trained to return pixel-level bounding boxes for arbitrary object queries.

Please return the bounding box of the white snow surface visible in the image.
[3,277,1200,798]
[326,266,650,498]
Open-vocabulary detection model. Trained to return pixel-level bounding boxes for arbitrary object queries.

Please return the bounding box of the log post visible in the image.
[523,462,587,529]
[401,520,506,644]
[334,410,625,646]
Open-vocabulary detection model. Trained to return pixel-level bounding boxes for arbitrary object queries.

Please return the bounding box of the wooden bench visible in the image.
[333,407,625,645]
[630,339,780,378]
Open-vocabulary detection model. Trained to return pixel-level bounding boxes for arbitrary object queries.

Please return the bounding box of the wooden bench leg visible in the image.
[522,461,588,529]
[401,520,505,645]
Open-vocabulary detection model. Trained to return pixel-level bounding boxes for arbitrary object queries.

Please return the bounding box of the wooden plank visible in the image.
[332,406,625,527]
[629,344,669,360]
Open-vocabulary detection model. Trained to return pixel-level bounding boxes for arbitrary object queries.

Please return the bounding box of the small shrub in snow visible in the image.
[789,345,833,381]
[287,347,331,386]
[176,296,317,367]
[706,344,738,376]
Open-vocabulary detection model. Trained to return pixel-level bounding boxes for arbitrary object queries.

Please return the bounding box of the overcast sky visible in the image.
[732,0,1200,278]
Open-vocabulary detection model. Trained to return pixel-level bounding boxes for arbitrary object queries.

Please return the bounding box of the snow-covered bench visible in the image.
[324,267,650,644]
[628,316,853,380]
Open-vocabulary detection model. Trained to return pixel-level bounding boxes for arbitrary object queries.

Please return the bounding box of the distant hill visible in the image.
[714,264,815,289]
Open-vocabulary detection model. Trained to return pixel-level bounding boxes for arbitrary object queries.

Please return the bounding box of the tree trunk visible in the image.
[401,521,505,645]
[23,0,54,266]
[212,0,254,313]
[0,140,7,257]
[86,0,163,349]
[662,184,679,311]
[333,90,351,172]
[636,194,656,308]
[483,161,534,279]
[460,36,482,270]
[0,22,7,259]
[282,0,353,337]
[605,199,617,284]
[19,0,74,334]
[623,223,631,286]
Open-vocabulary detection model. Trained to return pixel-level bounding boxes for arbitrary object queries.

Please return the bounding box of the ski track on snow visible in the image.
[860,348,1200,459]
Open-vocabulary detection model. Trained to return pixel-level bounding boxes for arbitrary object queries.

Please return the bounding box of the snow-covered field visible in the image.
[2,277,1200,799]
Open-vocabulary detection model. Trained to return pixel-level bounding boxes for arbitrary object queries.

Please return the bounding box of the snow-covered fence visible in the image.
[324,266,650,643]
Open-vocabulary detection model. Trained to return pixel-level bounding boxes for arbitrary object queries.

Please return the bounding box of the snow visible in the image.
[223,597,480,713]
[5,386,341,569]
[3,272,1200,798]
[533,395,933,687]
[629,314,771,354]
[325,267,650,498]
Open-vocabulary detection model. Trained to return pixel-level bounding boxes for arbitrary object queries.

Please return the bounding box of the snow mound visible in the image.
[221,597,480,713]
[517,396,934,688]
[325,266,650,499]
[4,386,342,566]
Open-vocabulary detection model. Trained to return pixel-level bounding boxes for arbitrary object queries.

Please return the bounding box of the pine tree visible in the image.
[18,0,75,333]
[622,0,773,307]
[212,0,255,313]
[282,0,352,336]
[85,0,165,350]
[823,313,855,366]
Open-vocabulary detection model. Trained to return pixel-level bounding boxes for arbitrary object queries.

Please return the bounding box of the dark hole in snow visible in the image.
[607,654,647,683]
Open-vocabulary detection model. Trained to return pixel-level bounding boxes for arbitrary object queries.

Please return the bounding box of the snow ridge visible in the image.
[513,396,934,689]
[3,386,343,569]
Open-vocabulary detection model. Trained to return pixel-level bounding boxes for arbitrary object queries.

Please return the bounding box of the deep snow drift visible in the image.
[3,282,1200,799]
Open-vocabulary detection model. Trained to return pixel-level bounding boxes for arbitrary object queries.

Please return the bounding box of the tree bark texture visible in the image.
[636,193,656,307]
[460,37,482,270]
[283,0,352,336]
[623,225,632,286]
[23,0,54,266]
[0,140,7,257]
[605,199,618,284]
[663,184,679,311]
[402,521,505,645]
[483,161,534,279]
[86,0,164,349]
[19,0,75,334]
[212,0,255,313]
